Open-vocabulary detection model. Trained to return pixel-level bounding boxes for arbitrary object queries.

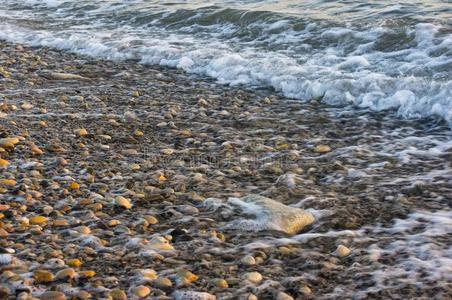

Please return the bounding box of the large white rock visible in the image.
[226,195,315,235]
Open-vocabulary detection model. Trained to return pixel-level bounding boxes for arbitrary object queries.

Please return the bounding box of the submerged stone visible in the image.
[227,195,315,235]
[336,245,351,257]
[149,236,174,251]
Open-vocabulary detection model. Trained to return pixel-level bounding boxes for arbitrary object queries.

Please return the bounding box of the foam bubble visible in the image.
[0,1,450,126]
[364,210,452,294]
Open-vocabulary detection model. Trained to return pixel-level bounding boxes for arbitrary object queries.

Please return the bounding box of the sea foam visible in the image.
[0,1,450,125]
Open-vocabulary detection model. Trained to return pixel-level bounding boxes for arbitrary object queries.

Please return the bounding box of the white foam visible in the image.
[365,210,452,294]
[0,2,450,125]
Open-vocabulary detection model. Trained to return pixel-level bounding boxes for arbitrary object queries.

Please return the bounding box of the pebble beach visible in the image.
[0,42,451,299]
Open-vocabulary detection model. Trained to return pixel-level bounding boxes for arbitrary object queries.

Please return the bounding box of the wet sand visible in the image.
[0,42,451,299]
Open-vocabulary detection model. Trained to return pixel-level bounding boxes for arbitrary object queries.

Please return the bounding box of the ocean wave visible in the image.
[0,0,451,125]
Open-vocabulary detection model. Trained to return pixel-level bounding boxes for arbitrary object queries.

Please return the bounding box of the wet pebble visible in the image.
[243,272,262,284]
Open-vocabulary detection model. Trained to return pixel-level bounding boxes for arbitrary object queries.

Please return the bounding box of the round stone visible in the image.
[33,270,54,283]
[0,159,9,168]
[55,268,76,281]
[0,179,16,186]
[141,269,158,280]
[109,289,127,300]
[153,277,172,289]
[66,259,82,268]
[149,236,174,251]
[177,269,198,284]
[40,291,66,300]
[212,278,228,289]
[30,216,48,225]
[0,228,9,238]
[243,272,263,284]
[314,144,331,153]
[336,245,351,257]
[75,128,88,137]
[144,215,158,225]
[240,255,256,266]
[276,291,294,300]
[75,291,91,300]
[115,196,133,209]
[79,270,96,278]
[133,285,151,298]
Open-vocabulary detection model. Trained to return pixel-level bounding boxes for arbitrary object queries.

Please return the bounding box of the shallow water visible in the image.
[0,0,451,124]
[0,40,451,298]
[0,2,451,298]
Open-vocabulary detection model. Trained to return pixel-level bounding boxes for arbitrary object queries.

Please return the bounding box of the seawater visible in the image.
[0,0,451,124]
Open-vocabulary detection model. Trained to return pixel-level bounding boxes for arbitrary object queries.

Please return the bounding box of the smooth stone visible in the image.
[198,98,209,107]
[227,195,315,235]
[42,205,54,214]
[161,148,175,155]
[66,258,82,268]
[115,196,133,209]
[300,285,312,295]
[0,179,16,186]
[31,145,44,155]
[33,270,54,283]
[124,110,137,121]
[314,144,331,153]
[176,269,198,284]
[129,163,141,170]
[109,289,127,300]
[55,268,76,280]
[134,129,144,137]
[0,137,20,149]
[40,291,66,300]
[0,228,9,238]
[243,272,263,284]
[75,291,91,300]
[30,216,48,225]
[69,182,80,190]
[53,219,69,227]
[75,128,88,137]
[242,294,257,300]
[140,269,158,280]
[0,159,9,168]
[144,215,158,225]
[108,220,121,226]
[76,226,91,234]
[212,278,228,289]
[0,287,9,299]
[121,149,139,155]
[240,255,256,266]
[192,173,204,183]
[276,291,294,300]
[133,285,151,298]
[149,236,174,251]
[336,245,351,257]
[44,258,65,269]
[153,277,173,289]
[43,72,88,81]
[79,270,96,278]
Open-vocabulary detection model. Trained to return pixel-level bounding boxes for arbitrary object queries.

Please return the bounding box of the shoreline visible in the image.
[0,41,451,299]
